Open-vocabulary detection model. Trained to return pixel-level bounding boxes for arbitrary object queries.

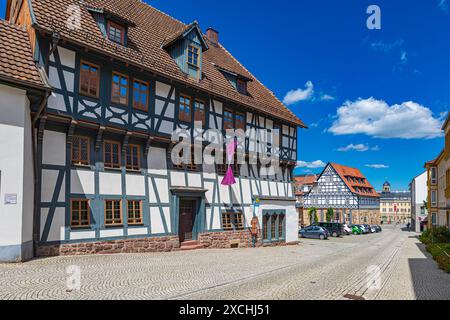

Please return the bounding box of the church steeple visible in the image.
[383,181,391,193]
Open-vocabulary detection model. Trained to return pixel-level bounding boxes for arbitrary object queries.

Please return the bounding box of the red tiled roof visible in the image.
[30,0,305,127]
[0,19,45,89]
[442,112,450,130]
[330,163,379,198]
[293,175,317,196]
[294,175,317,186]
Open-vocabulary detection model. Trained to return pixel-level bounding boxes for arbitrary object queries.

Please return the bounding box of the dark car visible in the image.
[299,226,329,240]
[363,224,374,233]
[371,225,382,233]
[316,222,344,237]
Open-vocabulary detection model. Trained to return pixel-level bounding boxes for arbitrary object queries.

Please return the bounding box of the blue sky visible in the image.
[2,0,448,190]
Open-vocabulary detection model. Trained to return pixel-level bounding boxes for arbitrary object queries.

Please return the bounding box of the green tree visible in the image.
[326,208,334,222]
[309,207,319,224]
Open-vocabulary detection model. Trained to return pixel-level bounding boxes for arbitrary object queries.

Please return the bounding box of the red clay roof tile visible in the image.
[331,163,380,198]
[0,19,45,88]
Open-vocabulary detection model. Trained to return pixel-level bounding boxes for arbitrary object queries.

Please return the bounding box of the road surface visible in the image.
[0,226,449,300]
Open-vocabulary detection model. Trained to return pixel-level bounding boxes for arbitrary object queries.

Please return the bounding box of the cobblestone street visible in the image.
[0,226,449,300]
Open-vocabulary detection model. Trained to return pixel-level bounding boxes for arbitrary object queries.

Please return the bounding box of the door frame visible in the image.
[170,189,206,241]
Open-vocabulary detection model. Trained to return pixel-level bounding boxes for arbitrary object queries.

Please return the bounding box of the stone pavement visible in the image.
[0,227,449,300]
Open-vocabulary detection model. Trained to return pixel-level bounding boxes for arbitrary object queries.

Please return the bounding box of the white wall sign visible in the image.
[5,194,17,205]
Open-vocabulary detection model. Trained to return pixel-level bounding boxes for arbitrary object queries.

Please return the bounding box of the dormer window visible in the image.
[237,79,247,95]
[188,45,200,67]
[107,21,125,45]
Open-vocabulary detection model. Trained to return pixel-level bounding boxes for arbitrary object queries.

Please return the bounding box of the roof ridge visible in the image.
[217,41,300,122]
[135,0,186,27]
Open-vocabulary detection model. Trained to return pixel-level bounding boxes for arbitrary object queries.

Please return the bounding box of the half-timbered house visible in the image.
[1,0,306,260]
[304,163,381,225]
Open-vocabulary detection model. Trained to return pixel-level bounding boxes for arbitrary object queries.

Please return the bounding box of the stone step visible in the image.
[180,240,204,251]
[181,240,201,247]
[180,244,205,251]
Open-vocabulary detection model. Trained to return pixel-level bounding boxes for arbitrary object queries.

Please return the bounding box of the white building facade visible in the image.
[410,172,428,232]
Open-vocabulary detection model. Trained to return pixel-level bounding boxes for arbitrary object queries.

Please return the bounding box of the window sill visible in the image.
[133,106,149,112]
[111,101,129,108]
[80,93,99,100]
[70,226,93,231]
[128,224,145,228]
[72,164,92,170]
[187,62,199,69]
[126,169,142,174]
[104,167,122,172]
[104,224,124,228]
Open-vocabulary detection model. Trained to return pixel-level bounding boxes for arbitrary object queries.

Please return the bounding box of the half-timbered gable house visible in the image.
[304,163,381,225]
[2,0,306,259]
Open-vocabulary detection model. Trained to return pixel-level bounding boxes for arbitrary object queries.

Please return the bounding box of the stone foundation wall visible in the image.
[37,236,180,257]
[199,229,260,249]
[353,209,381,225]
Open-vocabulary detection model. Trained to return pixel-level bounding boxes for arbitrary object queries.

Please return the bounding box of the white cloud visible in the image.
[320,94,336,101]
[283,81,314,105]
[365,164,389,169]
[400,51,408,64]
[328,98,444,139]
[296,160,326,169]
[283,81,336,105]
[370,39,404,52]
[337,144,380,152]
[438,0,449,13]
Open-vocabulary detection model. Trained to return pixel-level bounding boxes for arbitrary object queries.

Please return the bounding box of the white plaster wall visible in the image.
[40,208,65,242]
[212,100,223,115]
[219,183,230,204]
[50,46,76,68]
[99,172,122,195]
[257,201,298,243]
[155,81,175,99]
[70,231,96,241]
[128,227,148,236]
[71,170,95,195]
[41,170,65,203]
[100,229,124,238]
[187,173,202,188]
[0,85,34,248]
[150,207,171,234]
[48,92,73,113]
[147,147,167,176]
[413,172,428,205]
[170,171,186,187]
[42,130,66,166]
[125,175,145,196]
[241,179,252,204]
[22,100,34,244]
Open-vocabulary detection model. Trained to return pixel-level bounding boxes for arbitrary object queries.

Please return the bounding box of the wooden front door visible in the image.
[179,200,196,243]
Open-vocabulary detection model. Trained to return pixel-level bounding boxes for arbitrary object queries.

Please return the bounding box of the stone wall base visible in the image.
[199,229,261,249]
[37,230,295,258]
[37,236,180,257]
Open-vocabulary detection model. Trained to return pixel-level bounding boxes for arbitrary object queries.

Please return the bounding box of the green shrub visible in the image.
[420,227,450,245]
[426,244,450,274]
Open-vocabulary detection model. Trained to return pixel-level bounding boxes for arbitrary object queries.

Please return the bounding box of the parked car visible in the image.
[358,224,371,234]
[315,222,344,237]
[343,224,352,235]
[371,225,382,233]
[370,226,377,233]
[363,224,375,233]
[299,226,329,240]
[351,225,363,235]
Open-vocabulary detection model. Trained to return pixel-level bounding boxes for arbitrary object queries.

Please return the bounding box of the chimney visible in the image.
[206,27,219,45]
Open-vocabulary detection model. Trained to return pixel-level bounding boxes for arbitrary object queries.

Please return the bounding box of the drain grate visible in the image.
[344,294,365,300]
